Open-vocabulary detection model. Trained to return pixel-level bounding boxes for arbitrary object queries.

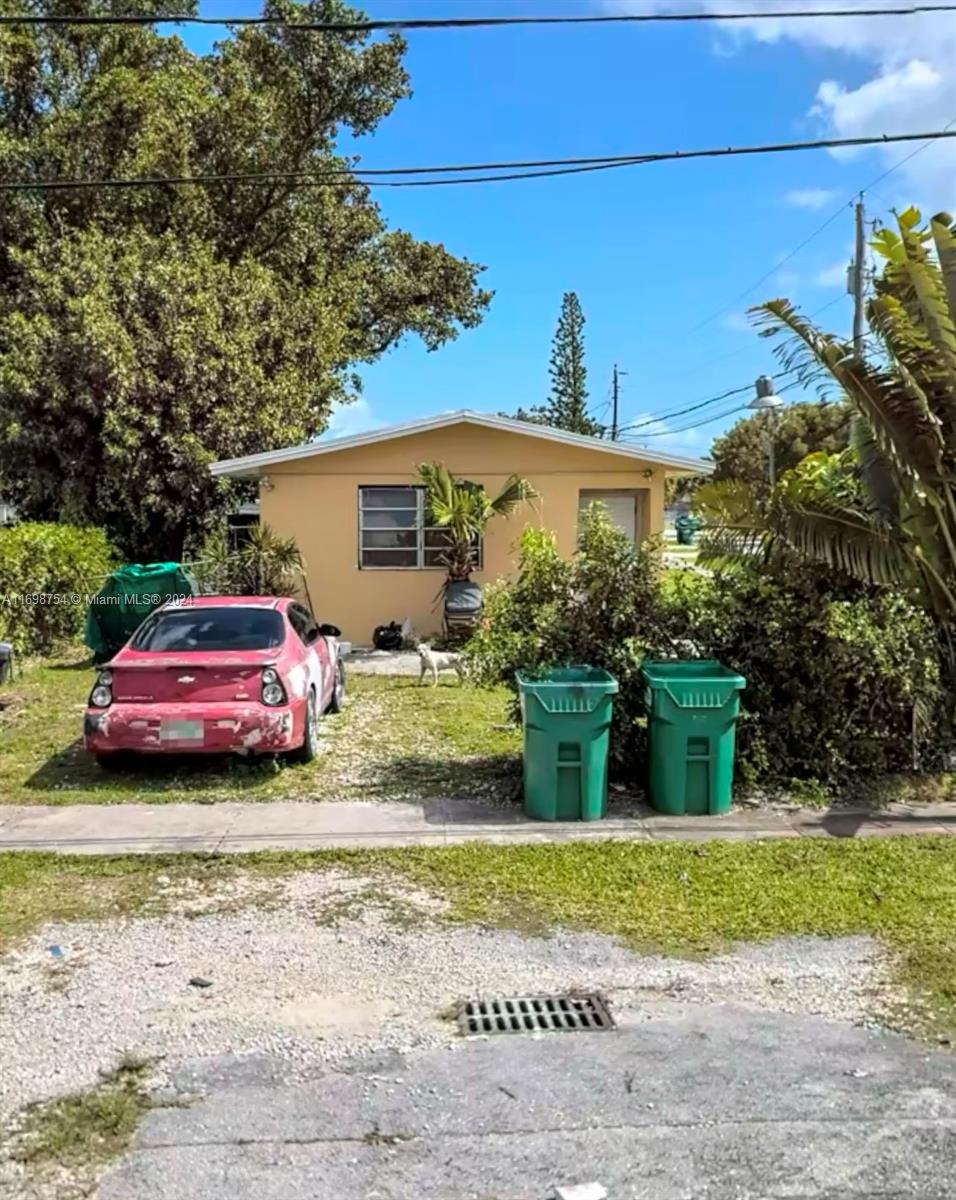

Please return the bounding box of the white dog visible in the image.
[416,641,465,686]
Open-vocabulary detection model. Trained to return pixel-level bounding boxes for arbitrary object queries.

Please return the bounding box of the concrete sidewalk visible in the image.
[0,798,955,855]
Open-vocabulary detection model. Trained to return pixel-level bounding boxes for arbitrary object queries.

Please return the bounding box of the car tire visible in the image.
[288,690,319,764]
[327,660,346,714]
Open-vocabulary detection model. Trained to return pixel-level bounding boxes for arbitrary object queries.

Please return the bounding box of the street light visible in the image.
[748,376,784,488]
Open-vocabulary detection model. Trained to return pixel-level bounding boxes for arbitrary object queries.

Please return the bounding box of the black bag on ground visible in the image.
[373,622,404,651]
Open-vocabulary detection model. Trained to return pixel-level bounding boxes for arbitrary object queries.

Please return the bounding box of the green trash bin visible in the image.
[675,514,701,546]
[642,660,746,816]
[517,667,619,822]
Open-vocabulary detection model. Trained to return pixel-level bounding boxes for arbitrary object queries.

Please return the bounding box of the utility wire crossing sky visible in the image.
[2,4,955,28]
[4,130,954,191]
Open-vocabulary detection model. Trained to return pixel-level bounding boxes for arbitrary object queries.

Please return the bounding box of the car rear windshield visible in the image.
[131,607,286,652]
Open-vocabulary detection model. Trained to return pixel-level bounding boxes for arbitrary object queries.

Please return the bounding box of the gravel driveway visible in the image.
[1,868,952,1199]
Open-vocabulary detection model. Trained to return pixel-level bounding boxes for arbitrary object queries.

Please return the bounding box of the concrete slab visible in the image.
[97,1007,956,1199]
[441,825,653,847]
[0,806,30,833]
[1,800,955,855]
[0,803,236,853]
[642,810,797,841]
[788,811,948,839]
[342,649,420,677]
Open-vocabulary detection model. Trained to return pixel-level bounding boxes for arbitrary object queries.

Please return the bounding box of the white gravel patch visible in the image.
[0,869,900,1126]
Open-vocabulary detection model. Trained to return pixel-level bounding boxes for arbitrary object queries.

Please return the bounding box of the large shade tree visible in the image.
[701,208,956,637]
[0,0,491,558]
[710,400,850,498]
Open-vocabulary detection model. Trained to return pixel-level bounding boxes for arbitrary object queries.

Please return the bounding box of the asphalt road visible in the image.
[97,1004,956,1200]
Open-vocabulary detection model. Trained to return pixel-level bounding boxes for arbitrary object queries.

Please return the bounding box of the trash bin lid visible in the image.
[641,659,745,708]
[516,666,619,713]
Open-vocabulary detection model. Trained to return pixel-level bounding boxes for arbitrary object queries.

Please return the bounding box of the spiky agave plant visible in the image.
[196,523,305,596]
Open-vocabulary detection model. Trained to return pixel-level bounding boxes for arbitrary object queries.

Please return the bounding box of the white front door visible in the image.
[579,493,637,543]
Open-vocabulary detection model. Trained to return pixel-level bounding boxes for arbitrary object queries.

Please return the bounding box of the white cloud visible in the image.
[606,1,956,208]
[785,187,838,210]
[323,398,385,439]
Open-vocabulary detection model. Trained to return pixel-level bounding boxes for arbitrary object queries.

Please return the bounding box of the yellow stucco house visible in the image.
[210,410,712,643]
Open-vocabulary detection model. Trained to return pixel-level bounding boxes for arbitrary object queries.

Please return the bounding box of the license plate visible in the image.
[160,719,204,743]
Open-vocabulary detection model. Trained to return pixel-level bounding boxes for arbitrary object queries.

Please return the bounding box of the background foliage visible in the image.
[0,0,491,559]
[193,523,305,597]
[0,523,116,654]
[466,507,945,789]
[466,507,668,770]
[709,401,850,499]
[662,564,944,787]
[700,210,956,639]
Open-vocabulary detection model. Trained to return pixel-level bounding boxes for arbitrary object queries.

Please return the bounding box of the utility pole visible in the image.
[611,364,627,441]
[845,194,867,444]
[853,194,866,355]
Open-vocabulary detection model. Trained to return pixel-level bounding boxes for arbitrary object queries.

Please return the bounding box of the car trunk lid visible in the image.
[109,653,274,704]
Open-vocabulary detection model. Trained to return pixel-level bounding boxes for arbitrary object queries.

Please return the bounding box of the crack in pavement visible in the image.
[136,1113,956,1151]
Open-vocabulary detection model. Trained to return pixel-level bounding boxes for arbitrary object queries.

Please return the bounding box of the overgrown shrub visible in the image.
[467,507,946,788]
[0,523,116,654]
[466,508,672,769]
[662,564,945,786]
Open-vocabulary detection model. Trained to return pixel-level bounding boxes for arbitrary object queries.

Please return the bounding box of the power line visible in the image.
[682,117,956,337]
[620,404,750,441]
[617,379,804,438]
[2,5,954,29]
[3,130,954,192]
[615,298,850,436]
[617,383,754,435]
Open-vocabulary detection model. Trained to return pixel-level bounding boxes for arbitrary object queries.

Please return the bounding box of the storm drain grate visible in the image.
[459,992,615,1037]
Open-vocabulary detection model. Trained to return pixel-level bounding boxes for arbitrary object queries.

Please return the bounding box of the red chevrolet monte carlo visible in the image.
[83,596,346,768]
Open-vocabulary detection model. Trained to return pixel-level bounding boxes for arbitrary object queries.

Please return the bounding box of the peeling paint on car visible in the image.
[287,663,307,699]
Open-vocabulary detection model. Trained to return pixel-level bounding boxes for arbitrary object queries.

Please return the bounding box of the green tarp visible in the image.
[84,563,199,663]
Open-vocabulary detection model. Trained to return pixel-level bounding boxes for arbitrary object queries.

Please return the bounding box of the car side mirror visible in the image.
[319,623,341,638]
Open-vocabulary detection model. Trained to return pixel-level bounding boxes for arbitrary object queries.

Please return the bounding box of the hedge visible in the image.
[0,523,116,655]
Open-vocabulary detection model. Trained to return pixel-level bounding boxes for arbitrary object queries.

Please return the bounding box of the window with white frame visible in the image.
[358,486,482,570]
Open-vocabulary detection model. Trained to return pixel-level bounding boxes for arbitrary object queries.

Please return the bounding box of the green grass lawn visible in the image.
[2,838,956,1038]
[0,653,521,806]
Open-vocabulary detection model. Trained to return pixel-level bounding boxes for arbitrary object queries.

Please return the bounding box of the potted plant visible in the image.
[417,462,538,639]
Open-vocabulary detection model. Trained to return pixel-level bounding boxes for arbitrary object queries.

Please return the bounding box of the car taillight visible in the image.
[261,667,287,706]
[89,670,113,708]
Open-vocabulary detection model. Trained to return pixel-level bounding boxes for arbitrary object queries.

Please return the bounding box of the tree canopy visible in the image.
[710,401,850,497]
[701,208,956,636]
[512,291,602,436]
[0,0,491,557]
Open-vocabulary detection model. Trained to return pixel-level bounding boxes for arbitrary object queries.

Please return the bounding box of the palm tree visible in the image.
[416,462,538,582]
[701,207,956,632]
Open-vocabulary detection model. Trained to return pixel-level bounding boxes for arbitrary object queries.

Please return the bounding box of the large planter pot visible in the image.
[443,580,483,642]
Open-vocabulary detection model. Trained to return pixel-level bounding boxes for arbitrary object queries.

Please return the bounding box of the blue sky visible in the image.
[183,0,956,457]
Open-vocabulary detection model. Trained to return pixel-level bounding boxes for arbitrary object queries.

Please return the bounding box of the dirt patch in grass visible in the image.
[0,655,520,806]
